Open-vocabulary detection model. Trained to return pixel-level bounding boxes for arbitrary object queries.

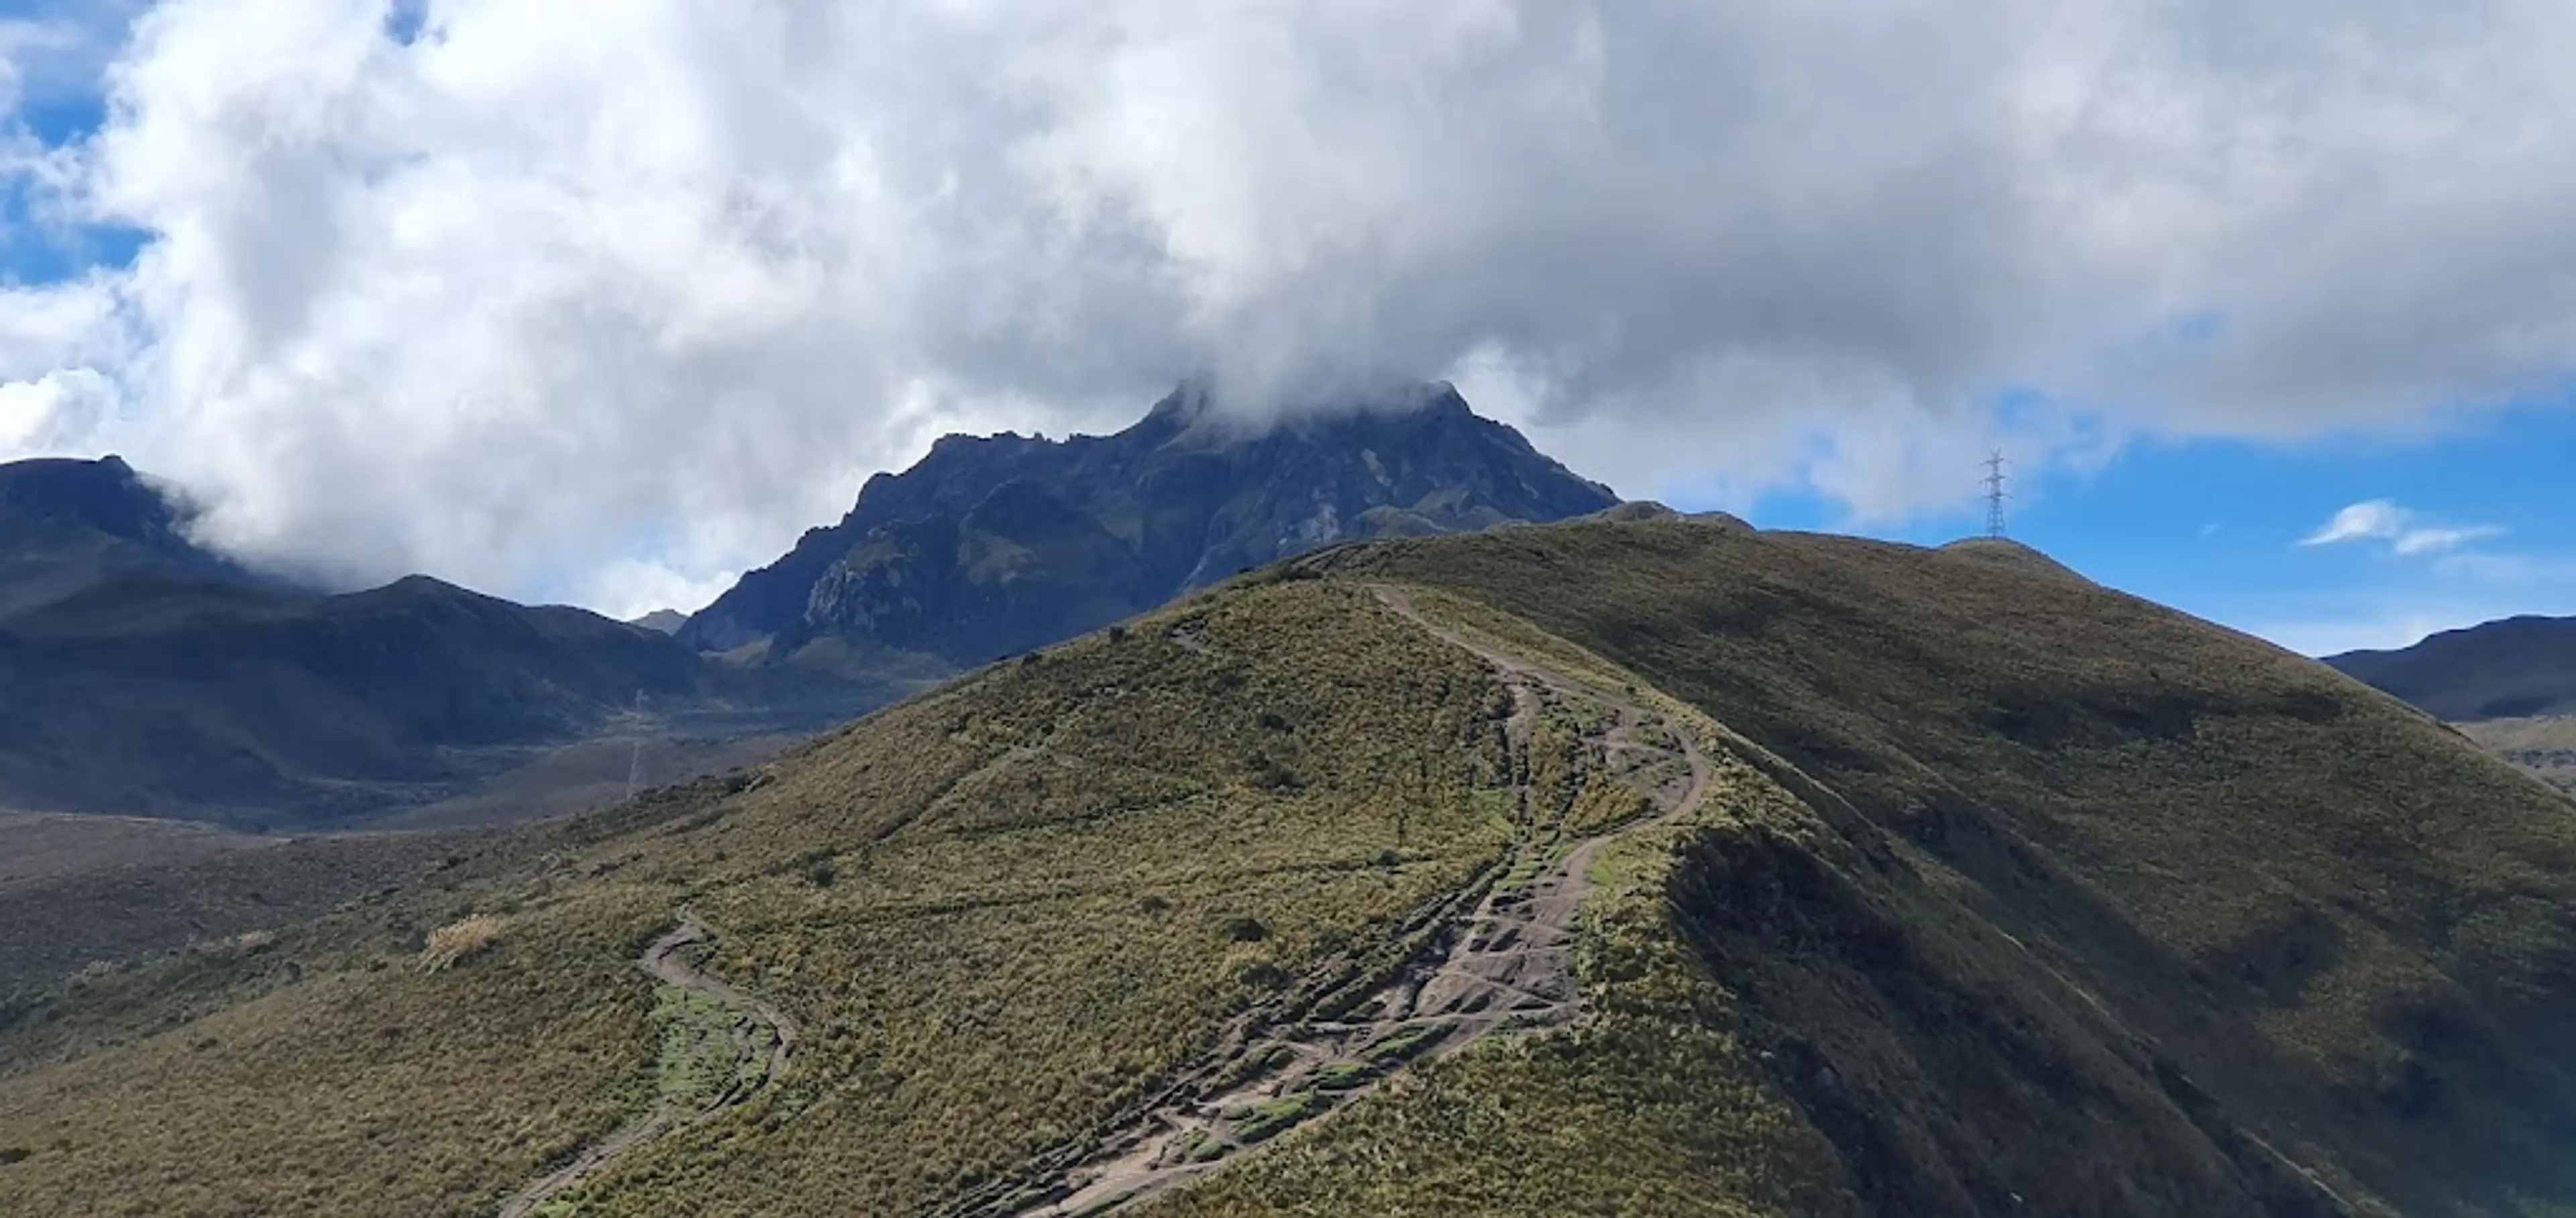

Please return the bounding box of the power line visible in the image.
[1983,450,2008,538]
[623,690,647,801]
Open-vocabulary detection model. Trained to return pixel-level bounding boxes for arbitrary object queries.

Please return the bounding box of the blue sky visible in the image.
[1669,408,2576,656]
[4,2,2573,640]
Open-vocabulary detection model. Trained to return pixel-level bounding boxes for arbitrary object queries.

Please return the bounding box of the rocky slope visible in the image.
[7,513,2573,1216]
[678,380,1618,666]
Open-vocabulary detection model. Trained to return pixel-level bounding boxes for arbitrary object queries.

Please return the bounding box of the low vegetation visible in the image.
[0,579,1518,1215]
[2455,714,2576,795]
[420,915,505,971]
[5,516,2576,1215]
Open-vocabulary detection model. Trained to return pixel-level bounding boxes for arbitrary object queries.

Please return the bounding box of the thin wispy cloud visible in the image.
[2392,525,2505,556]
[2430,552,2576,585]
[2302,500,2502,557]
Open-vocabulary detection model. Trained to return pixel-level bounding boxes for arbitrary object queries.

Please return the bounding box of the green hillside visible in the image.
[2456,716,2576,797]
[4,515,2573,1217]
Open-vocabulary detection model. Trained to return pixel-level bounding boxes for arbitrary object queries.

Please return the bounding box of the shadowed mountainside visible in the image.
[0,572,715,827]
[0,456,908,829]
[677,380,1619,668]
[0,454,270,622]
[2,385,1617,832]
[2326,613,2576,721]
[3,514,2573,1216]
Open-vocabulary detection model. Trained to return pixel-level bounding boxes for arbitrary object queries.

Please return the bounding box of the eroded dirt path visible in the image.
[967,585,1715,1217]
[498,916,798,1218]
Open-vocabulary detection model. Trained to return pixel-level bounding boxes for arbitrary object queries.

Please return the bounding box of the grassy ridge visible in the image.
[2455,715,2576,795]
[541,578,1520,1214]
[0,579,1524,1215]
[5,519,2576,1215]
[1310,519,2576,1214]
[1157,609,1850,1217]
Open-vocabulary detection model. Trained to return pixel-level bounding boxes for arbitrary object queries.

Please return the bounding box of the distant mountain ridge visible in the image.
[1,382,1617,825]
[628,609,687,634]
[2324,613,2576,720]
[679,380,1619,666]
[0,456,881,828]
[0,454,271,620]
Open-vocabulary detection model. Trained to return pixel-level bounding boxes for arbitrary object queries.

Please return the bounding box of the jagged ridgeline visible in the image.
[676,379,1620,668]
[5,513,2575,1216]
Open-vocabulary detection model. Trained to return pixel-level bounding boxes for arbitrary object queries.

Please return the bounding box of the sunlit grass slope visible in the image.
[0,580,1523,1215]
[5,515,2576,1217]
[1241,518,2576,1215]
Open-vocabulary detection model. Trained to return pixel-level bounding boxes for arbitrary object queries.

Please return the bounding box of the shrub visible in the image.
[419,915,504,972]
[1220,915,1270,943]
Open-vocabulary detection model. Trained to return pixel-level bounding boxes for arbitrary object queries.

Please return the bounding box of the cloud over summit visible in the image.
[3,0,2576,614]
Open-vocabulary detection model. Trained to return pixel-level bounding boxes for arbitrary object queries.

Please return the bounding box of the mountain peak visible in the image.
[0,453,160,520]
[628,608,688,634]
[677,379,1621,660]
[0,454,263,621]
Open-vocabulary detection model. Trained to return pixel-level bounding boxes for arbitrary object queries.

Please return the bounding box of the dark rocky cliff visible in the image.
[679,380,1619,666]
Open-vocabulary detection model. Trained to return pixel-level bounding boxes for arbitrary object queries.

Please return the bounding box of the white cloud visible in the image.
[2302,500,2411,547]
[0,366,117,450]
[2391,524,2505,556]
[565,556,747,626]
[2302,500,2504,558]
[4,1,2576,606]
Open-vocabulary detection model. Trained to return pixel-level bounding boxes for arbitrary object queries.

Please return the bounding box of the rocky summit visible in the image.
[678,380,1619,667]
[0,454,268,621]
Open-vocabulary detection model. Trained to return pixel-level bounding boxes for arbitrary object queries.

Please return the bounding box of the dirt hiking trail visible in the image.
[959,585,1716,1217]
[498,916,798,1218]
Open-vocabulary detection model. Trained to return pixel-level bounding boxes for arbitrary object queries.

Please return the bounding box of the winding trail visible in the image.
[966,585,1716,1217]
[498,917,798,1218]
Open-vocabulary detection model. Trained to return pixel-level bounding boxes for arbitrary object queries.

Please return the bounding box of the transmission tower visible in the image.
[623,690,647,801]
[1983,450,2008,538]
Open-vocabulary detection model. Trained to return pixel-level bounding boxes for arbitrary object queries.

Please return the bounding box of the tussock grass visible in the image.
[1228,1093,1330,1143]
[420,915,504,971]
[1277,518,2576,1215]
[0,580,1518,1216]
[2455,714,2576,795]
[10,518,2576,1216]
